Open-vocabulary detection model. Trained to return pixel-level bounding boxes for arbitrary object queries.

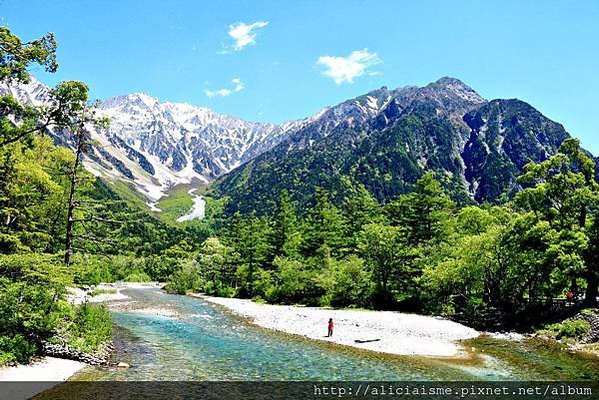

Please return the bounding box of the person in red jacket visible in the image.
[327,318,334,337]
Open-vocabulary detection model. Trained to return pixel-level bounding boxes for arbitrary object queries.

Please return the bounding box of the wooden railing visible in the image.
[522,297,583,308]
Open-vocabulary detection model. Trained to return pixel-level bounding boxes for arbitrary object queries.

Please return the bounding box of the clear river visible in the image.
[65,288,599,382]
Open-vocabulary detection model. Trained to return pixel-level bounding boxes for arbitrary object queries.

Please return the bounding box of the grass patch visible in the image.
[109,180,152,212]
[537,319,590,341]
[89,288,117,297]
[156,184,195,224]
[107,180,210,226]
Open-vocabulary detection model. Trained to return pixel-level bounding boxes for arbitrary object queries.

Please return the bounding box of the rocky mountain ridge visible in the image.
[1,78,315,204]
[212,77,573,213]
[1,76,579,216]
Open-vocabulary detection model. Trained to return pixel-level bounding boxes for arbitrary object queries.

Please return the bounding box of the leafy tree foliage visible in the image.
[0,27,57,82]
[0,27,203,365]
[516,138,598,305]
[318,255,373,308]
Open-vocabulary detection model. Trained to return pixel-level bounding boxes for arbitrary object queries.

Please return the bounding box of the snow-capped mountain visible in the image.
[0,77,316,204]
[88,92,314,201]
[0,77,51,106]
[1,75,498,214]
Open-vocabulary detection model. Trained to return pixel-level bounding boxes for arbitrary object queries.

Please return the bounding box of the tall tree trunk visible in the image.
[64,131,83,267]
[584,272,598,307]
[579,204,587,229]
[578,204,597,306]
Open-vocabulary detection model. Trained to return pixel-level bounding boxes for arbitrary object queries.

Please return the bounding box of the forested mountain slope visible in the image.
[212,78,573,214]
[2,74,585,219]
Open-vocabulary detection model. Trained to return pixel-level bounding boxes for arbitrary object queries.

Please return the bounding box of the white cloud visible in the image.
[227,21,269,51]
[317,49,381,84]
[205,78,245,98]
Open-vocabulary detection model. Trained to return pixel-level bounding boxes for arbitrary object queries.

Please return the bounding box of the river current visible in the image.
[72,288,599,381]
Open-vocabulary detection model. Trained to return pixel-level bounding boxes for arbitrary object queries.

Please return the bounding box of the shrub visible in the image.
[543,319,590,340]
[66,303,112,353]
[0,351,16,365]
[105,255,135,281]
[0,279,65,344]
[0,335,38,364]
[105,255,159,282]
[580,308,597,317]
[165,260,201,294]
[216,285,237,298]
[0,254,71,365]
[124,271,151,282]
[265,257,322,305]
[201,280,237,297]
[72,254,113,286]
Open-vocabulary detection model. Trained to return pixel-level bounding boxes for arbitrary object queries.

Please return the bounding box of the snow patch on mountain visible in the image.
[176,189,206,222]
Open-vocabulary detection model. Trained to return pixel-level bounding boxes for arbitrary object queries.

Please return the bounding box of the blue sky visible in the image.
[2,0,599,154]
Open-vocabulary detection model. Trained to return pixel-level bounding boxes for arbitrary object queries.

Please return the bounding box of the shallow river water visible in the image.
[67,288,599,382]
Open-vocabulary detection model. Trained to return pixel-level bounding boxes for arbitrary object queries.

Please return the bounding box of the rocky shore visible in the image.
[41,341,114,366]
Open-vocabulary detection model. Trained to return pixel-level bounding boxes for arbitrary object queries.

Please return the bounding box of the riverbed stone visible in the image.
[42,340,113,365]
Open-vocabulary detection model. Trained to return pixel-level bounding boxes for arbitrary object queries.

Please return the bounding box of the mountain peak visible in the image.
[130,91,156,100]
[434,76,467,86]
[424,76,486,107]
[429,77,478,94]
[100,92,160,112]
[125,92,159,107]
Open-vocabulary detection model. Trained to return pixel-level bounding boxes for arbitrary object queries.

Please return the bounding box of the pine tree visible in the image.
[385,172,453,246]
[339,178,382,252]
[226,212,273,297]
[302,187,347,258]
[271,190,301,258]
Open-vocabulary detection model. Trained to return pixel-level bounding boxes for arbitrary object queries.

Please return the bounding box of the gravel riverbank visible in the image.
[66,282,163,305]
[196,295,479,357]
[0,357,86,400]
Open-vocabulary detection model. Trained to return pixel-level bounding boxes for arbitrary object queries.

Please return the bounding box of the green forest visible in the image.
[1,27,598,366]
